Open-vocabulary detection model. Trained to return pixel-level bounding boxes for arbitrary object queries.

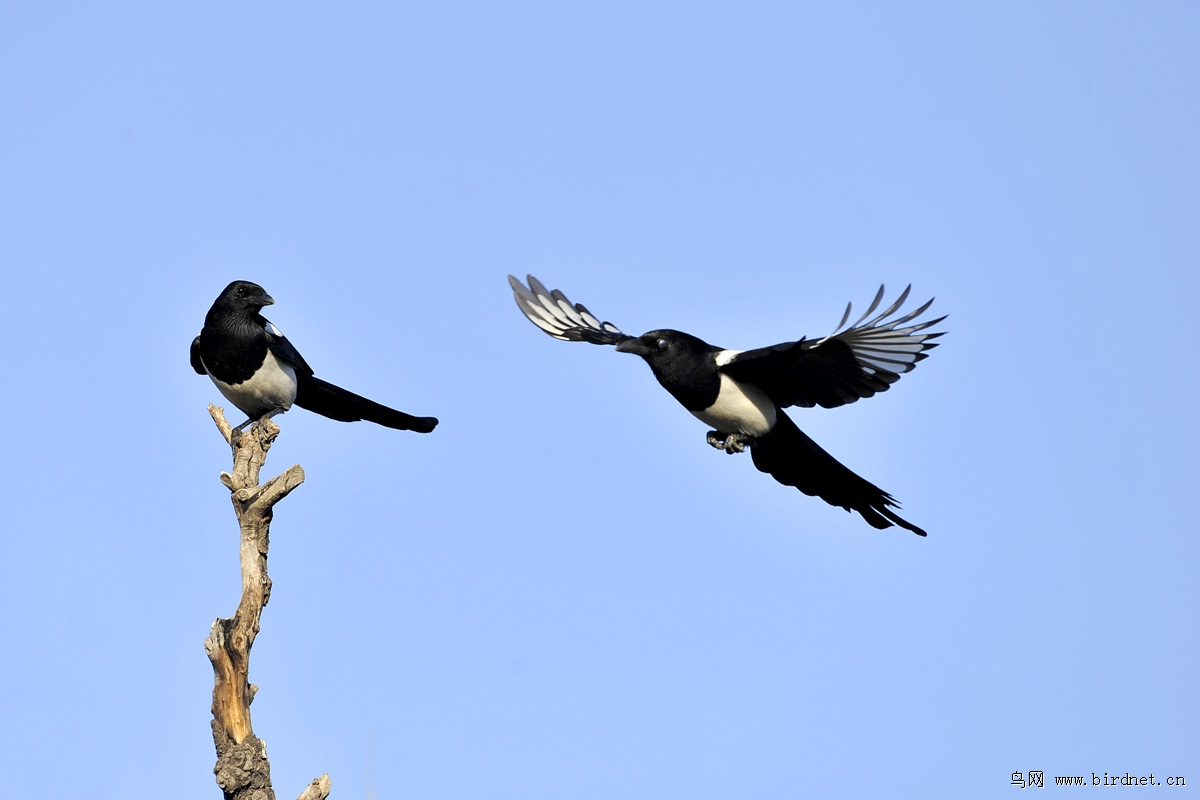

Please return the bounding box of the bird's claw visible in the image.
[228,415,261,451]
[706,431,756,454]
[229,422,255,450]
[724,432,756,454]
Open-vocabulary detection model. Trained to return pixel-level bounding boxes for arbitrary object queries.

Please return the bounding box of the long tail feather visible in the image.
[294,376,438,433]
[750,412,927,536]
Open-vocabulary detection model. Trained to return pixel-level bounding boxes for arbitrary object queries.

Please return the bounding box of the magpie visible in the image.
[191,280,438,435]
[509,275,945,536]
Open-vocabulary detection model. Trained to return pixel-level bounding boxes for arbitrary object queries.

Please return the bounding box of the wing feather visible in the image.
[722,285,946,409]
[508,275,632,346]
[845,284,886,330]
[262,318,315,377]
[190,336,207,375]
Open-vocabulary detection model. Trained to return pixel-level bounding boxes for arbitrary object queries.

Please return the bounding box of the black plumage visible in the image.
[509,275,944,536]
[191,280,437,433]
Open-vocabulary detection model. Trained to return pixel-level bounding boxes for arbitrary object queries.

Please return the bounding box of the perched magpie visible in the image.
[509,275,945,536]
[191,280,437,434]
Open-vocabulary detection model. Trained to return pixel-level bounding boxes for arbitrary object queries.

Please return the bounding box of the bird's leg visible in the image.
[706,431,727,450]
[229,417,257,449]
[253,409,284,449]
[722,433,757,454]
[227,410,284,450]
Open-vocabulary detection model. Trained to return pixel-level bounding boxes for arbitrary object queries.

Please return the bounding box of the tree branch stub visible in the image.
[205,406,326,800]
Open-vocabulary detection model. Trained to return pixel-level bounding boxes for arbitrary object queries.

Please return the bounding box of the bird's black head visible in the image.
[215,280,275,312]
[614,329,720,390]
[615,329,712,360]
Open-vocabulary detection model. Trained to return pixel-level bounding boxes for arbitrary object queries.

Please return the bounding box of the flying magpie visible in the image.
[509,275,945,536]
[191,280,438,435]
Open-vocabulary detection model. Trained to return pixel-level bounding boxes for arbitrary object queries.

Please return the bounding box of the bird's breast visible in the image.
[689,373,777,437]
[207,350,298,418]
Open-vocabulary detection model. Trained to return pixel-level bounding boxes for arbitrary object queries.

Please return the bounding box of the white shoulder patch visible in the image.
[264,319,284,337]
[714,349,743,367]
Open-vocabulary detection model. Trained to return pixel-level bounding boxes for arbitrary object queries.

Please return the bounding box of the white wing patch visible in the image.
[264,319,284,338]
[714,349,743,367]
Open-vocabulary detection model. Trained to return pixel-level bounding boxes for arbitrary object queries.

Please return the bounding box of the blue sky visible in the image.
[1,3,1197,798]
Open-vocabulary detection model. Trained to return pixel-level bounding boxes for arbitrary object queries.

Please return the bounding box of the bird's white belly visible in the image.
[209,351,298,417]
[690,373,777,437]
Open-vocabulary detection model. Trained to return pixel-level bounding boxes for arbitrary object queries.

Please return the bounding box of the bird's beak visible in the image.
[614,338,648,356]
[258,293,275,307]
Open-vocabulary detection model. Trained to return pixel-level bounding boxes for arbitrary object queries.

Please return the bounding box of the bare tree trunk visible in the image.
[204,405,331,800]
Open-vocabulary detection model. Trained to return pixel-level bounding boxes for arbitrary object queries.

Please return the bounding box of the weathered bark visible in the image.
[204,405,330,800]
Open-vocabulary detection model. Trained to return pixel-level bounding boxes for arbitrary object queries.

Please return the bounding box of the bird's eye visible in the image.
[236,286,245,296]
[655,338,668,351]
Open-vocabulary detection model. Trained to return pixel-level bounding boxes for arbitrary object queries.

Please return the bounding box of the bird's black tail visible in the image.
[294,376,438,433]
[750,411,926,536]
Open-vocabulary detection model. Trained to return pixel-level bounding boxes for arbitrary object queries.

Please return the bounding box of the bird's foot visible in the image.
[723,432,756,454]
[706,431,756,454]
[229,418,255,449]
[252,411,282,450]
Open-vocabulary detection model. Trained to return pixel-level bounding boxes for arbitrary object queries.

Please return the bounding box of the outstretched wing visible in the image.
[509,275,632,346]
[721,285,945,410]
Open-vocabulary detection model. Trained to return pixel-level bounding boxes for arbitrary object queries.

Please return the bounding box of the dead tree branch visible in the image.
[204,405,330,800]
